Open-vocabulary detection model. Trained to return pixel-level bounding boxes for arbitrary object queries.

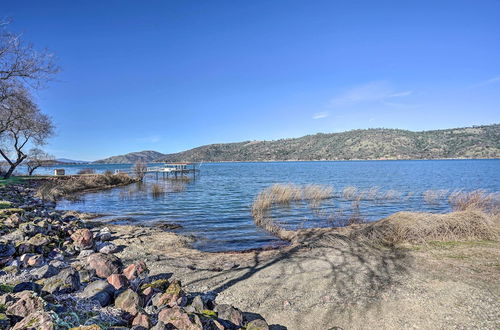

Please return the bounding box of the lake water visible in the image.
[34,160,500,252]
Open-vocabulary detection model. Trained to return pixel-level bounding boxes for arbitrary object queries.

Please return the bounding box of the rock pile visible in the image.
[0,182,270,329]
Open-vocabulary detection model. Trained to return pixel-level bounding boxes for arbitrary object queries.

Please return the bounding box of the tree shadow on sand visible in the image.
[184,230,412,328]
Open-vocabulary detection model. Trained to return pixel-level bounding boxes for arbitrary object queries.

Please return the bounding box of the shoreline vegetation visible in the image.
[0,176,498,328]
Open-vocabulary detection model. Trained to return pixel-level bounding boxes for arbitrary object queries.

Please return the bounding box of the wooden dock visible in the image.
[115,162,198,179]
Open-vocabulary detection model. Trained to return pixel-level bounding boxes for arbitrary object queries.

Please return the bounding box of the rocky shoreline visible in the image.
[0,181,271,329]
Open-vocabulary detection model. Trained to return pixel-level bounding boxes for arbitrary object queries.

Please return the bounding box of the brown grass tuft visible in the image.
[342,186,358,200]
[351,210,500,245]
[423,189,449,205]
[449,190,500,213]
[151,183,165,198]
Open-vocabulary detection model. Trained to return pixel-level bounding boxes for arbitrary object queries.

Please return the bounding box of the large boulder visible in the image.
[114,289,143,316]
[6,291,45,318]
[12,310,54,330]
[26,233,50,247]
[42,267,81,294]
[132,312,150,328]
[153,280,186,307]
[214,304,244,327]
[107,274,129,290]
[123,261,148,281]
[71,228,94,250]
[157,307,202,330]
[86,253,123,278]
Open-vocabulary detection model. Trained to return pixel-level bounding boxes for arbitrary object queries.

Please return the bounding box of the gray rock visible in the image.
[0,242,15,258]
[42,267,81,294]
[86,253,123,278]
[82,280,115,307]
[78,249,95,258]
[31,265,59,280]
[2,230,25,242]
[48,260,67,268]
[191,295,206,313]
[246,319,269,330]
[98,243,118,254]
[215,304,244,327]
[78,269,95,283]
[18,222,40,235]
[115,289,143,316]
[13,282,42,294]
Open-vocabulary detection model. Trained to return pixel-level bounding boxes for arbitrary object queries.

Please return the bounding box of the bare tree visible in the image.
[0,19,59,92]
[0,87,54,178]
[133,160,147,181]
[26,148,54,175]
[0,20,59,179]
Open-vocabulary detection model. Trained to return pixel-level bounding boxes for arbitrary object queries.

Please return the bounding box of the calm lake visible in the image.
[35,160,500,252]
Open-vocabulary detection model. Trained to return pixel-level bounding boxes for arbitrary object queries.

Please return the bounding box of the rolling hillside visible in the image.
[94,150,165,164]
[94,124,500,163]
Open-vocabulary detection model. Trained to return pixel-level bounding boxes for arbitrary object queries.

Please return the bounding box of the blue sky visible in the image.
[3,0,500,160]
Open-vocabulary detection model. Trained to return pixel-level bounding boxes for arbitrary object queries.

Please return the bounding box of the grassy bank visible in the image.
[35,173,138,201]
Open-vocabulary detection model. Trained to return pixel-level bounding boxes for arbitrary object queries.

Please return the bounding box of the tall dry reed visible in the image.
[449,190,500,213]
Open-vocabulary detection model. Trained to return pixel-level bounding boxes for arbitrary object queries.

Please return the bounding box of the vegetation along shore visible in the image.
[0,174,498,329]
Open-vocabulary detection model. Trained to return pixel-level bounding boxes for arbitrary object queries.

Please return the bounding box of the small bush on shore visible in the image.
[77,168,96,175]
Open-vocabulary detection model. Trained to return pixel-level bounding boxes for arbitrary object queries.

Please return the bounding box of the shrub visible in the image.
[133,161,147,181]
[78,168,95,175]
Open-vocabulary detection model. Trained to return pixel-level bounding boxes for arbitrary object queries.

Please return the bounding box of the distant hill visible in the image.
[56,158,89,164]
[93,150,165,164]
[94,124,500,163]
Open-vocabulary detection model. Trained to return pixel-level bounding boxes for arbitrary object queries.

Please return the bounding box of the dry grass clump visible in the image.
[151,183,165,198]
[342,186,358,200]
[351,210,500,245]
[449,190,500,213]
[361,187,380,200]
[423,189,449,205]
[252,184,332,236]
[36,173,136,201]
[303,184,333,207]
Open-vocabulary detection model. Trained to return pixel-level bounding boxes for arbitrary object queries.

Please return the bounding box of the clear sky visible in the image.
[3,0,500,161]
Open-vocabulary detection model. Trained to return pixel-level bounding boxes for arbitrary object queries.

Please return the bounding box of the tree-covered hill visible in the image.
[94,124,500,163]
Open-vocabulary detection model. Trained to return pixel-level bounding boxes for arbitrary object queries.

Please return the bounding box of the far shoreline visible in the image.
[84,157,500,166]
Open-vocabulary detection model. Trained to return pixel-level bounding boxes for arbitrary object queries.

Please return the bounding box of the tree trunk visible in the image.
[3,165,17,179]
[2,157,26,179]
